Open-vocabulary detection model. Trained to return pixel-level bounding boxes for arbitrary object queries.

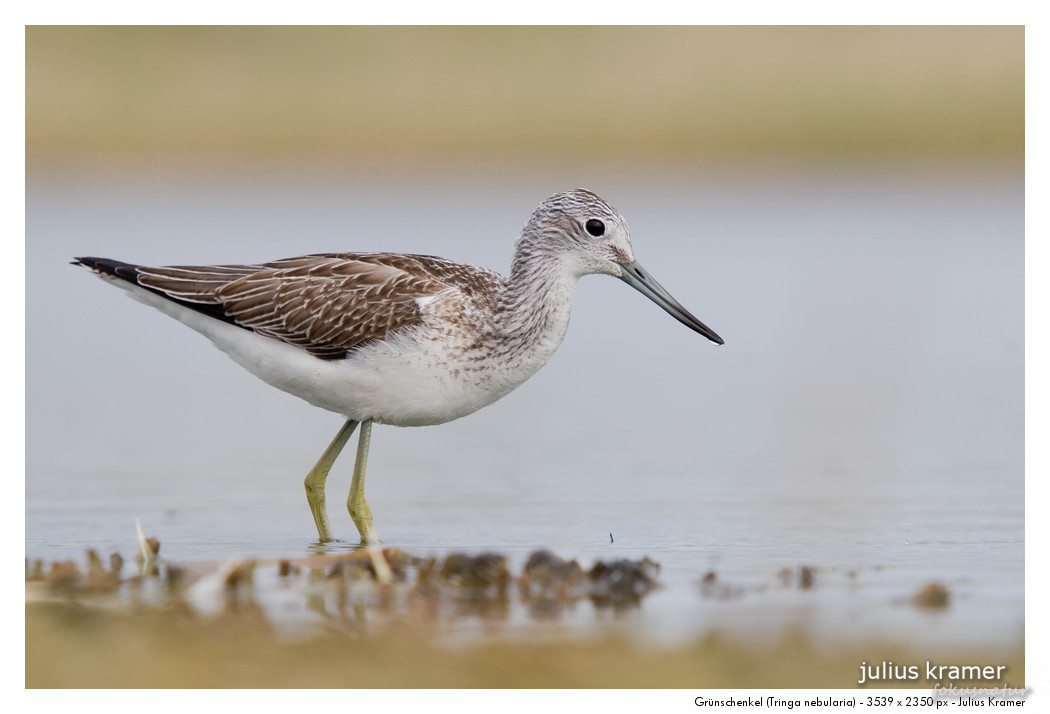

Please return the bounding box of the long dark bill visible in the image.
[618,261,724,345]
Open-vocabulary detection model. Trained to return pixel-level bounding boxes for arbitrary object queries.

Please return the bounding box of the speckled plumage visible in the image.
[76,190,644,426]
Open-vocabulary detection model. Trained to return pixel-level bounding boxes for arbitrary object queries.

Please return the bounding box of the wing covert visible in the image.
[136,254,453,360]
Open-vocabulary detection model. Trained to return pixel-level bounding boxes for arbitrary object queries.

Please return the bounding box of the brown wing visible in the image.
[135,253,465,360]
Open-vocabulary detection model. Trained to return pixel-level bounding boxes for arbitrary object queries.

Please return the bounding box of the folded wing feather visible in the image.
[135,253,453,360]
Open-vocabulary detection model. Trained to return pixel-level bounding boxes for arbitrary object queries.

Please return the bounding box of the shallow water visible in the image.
[25,163,1023,649]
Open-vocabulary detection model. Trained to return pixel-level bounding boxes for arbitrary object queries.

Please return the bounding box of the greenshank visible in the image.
[75,189,723,544]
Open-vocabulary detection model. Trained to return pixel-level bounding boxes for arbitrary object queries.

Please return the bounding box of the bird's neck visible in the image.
[498,242,580,358]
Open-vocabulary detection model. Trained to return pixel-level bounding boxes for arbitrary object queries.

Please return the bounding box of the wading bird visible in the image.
[76,189,723,544]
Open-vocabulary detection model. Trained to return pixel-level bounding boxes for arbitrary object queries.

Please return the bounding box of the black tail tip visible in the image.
[72,256,141,282]
[72,256,105,269]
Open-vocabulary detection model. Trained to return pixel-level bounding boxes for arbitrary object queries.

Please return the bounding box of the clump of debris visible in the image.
[26,543,662,628]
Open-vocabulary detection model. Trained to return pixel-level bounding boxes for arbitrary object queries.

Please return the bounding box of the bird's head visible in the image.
[519,188,723,345]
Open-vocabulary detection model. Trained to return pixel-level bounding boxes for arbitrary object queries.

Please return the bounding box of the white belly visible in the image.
[123,283,544,427]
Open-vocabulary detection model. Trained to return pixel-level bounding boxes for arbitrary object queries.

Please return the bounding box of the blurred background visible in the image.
[27,26,1022,164]
[26,27,1023,646]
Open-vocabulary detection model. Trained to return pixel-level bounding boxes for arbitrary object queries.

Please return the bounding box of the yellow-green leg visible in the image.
[305,419,358,543]
[348,419,380,544]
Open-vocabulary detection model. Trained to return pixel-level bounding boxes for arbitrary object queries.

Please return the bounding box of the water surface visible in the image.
[25,164,1023,649]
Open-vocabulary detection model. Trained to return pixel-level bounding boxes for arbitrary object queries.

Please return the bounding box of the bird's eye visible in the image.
[585,219,605,237]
